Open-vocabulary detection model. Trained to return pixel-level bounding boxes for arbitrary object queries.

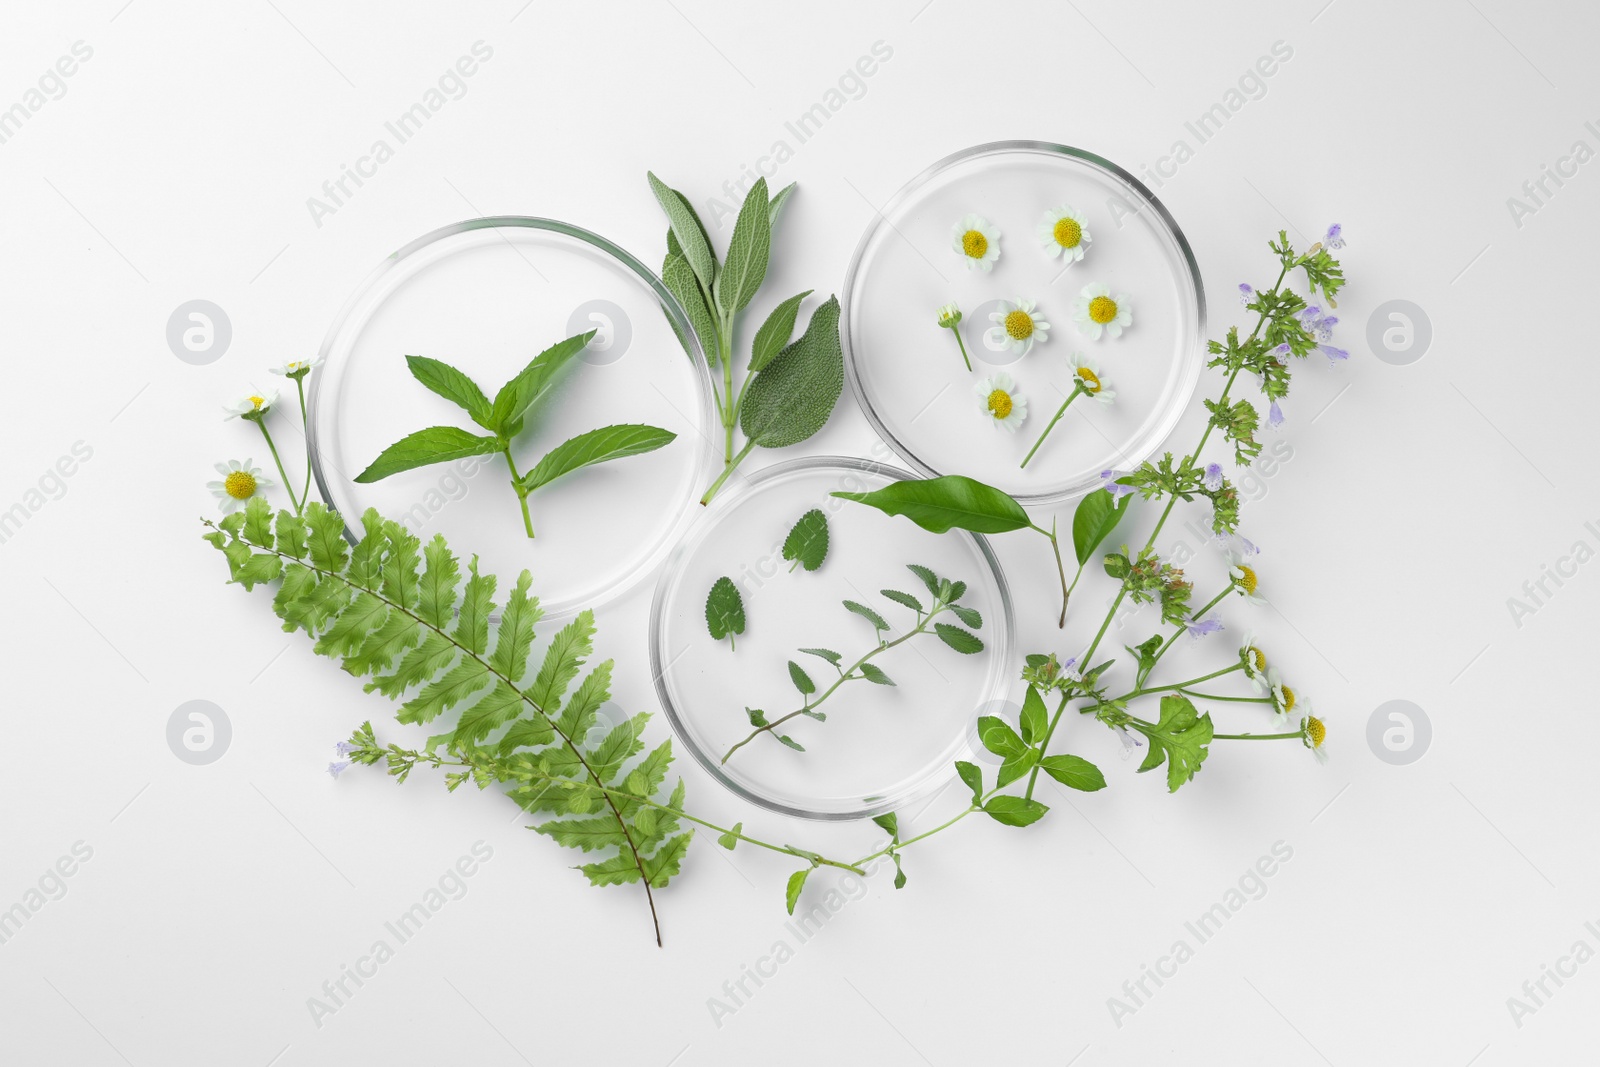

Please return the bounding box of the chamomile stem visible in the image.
[951,327,972,372]
[1212,731,1300,740]
[501,448,535,539]
[1177,690,1272,703]
[255,420,302,515]
[1020,385,1085,469]
[294,376,313,509]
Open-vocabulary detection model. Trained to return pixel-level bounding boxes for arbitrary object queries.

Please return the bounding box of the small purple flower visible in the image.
[1203,463,1223,491]
[1299,305,1321,326]
[1238,283,1254,306]
[1100,469,1136,501]
[1323,223,1344,250]
[327,761,350,779]
[1187,613,1224,639]
[1317,343,1349,363]
[1272,342,1291,359]
[1115,726,1146,758]
[1268,401,1284,428]
[1313,314,1338,342]
[334,741,357,757]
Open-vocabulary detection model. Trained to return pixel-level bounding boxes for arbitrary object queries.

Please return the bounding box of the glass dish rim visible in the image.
[839,139,1208,507]
[647,453,1018,822]
[306,214,718,617]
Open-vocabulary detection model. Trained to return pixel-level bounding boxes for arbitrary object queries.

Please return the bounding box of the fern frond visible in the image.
[204,498,687,944]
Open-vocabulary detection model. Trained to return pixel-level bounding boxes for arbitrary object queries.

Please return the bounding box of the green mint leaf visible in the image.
[879,589,923,613]
[787,659,816,696]
[517,423,676,494]
[945,580,967,603]
[799,647,842,666]
[1072,488,1132,567]
[769,181,796,226]
[872,812,899,839]
[955,760,984,804]
[785,867,811,914]
[1040,754,1107,792]
[782,508,829,572]
[739,295,843,449]
[706,576,745,648]
[663,251,719,367]
[1133,695,1215,793]
[718,823,743,850]
[648,172,716,290]
[833,474,1031,535]
[858,662,895,686]
[746,706,768,727]
[934,623,983,655]
[1019,685,1048,745]
[976,715,1026,759]
[404,355,493,428]
[843,599,889,631]
[750,290,812,372]
[354,426,501,483]
[714,177,771,317]
[983,796,1049,828]
[949,604,983,629]
[907,564,942,599]
[996,748,1039,789]
[488,331,593,436]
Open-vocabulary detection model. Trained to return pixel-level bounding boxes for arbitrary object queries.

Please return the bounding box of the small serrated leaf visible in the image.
[799,647,842,666]
[843,600,889,631]
[777,734,805,752]
[949,604,983,629]
[907,564,942,598]
[858,662,895,686]
[787,660,816,696]
[879,589,923,613]
[706,576,746,649]
[935,623,984,655]
[782,508,829,572]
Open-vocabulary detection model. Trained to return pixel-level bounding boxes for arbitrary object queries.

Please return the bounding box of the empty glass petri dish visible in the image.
[842,141,1205,505]
[308,217,717,617]
[649,456,1015,820]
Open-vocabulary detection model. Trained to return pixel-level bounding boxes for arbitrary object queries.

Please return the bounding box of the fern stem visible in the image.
[720,605,948,764]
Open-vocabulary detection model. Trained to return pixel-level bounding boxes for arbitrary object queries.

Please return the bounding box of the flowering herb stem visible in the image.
[1020,384,1087,469]
[1029,521,1073,628]
[1140,584,1236,684]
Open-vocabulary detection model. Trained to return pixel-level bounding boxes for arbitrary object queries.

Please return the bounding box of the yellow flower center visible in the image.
[249,395,267,409]
[1076,367,1101,393]
[961,229,988,258]
[1053,217,1083,248]
[1281,685,1296,713]
[1306,715,1325,747]
[287,361,304,372]
[1237,565,1258,594]
[1249,647,1266,672]
[986,389,1013,419]
[224,470,258,500]
[1088,295,1118,324]
[1004,310,1034,340]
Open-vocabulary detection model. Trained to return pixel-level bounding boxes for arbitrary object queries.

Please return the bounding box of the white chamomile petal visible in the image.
[951,213,1001,272]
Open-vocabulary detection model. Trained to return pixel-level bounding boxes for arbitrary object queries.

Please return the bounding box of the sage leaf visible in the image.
[787,660,815,696]
[488,331,593,436]
[517,423,676,494]
[714,177,771,317]
[983,795,1049,828]
[405,356,492,428]
[740,296,843,449]
[934,623,983,655]
[1040,754,1107,792]
[843,599,889,631]
[785,867,810,914]
[858,663,894,686]
[663,252,719,366]
[750,290,812,372]
[648,171,715,289]
[833,474,1031,535]
[782,508,829,572]
[1072,487,1133,567]
[354,426,501,483]
[769,181,796,226]
[706,576,745,649]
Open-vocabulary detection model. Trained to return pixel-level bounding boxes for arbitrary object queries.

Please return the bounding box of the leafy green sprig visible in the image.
[720,565,983,763]
[649,173,844,503]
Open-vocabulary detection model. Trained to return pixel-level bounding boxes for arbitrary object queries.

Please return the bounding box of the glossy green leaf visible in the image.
[1072,487,1133,567]
[488,331,593,436]
[833,475,1031,535]
[405,355,493,428]
[354,426,500,483]
[516,424,676,494]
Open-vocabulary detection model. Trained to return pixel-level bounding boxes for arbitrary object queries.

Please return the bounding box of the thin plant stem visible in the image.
[255,419,302,515]
[1021,385,1085,469]
[501,449,535,538]
[1212,731,1300,741]
[950,326,972,372]
[700,439,755,506]
[1030,521,1071,628]
[294,376,313,510]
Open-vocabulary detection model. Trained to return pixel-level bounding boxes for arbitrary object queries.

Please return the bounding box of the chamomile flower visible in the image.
[1038,205,1091,263]
[207,459,274,514]
[1266,667,1298,717]
[224,388,278,421]
[1300,712,1329,763]
[951,213,1001,272]
[1240,631,1269,691]
[1072,282,1132,341]
[1228,544,1267,604]
[1070,354,1115,404]
[974,372,1027,432]
[271,356,324,379]
[986,298,1050,356]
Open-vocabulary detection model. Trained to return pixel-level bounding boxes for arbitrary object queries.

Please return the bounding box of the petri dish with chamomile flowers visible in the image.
[842,141,1206,506]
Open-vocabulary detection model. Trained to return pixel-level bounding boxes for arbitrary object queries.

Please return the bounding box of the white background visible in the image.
[2,1,1595,1063]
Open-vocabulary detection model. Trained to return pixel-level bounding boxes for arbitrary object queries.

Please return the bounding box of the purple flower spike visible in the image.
[1238,283,1254,306]
[334,741,357,757]
[1315,315,1338,342]
[1187,613,1224,639]
[1269,401,1285,428]
[1318,344,1349,363]
[1203,463,1224,490]
[327,761,350,779]
[1324,223,1344,249]
[1299,306,1321,326]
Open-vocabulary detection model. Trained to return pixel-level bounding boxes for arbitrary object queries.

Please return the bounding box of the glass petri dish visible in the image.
[308,217,717,618]
[842,141,1206,506]
[649,456,1015,820]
